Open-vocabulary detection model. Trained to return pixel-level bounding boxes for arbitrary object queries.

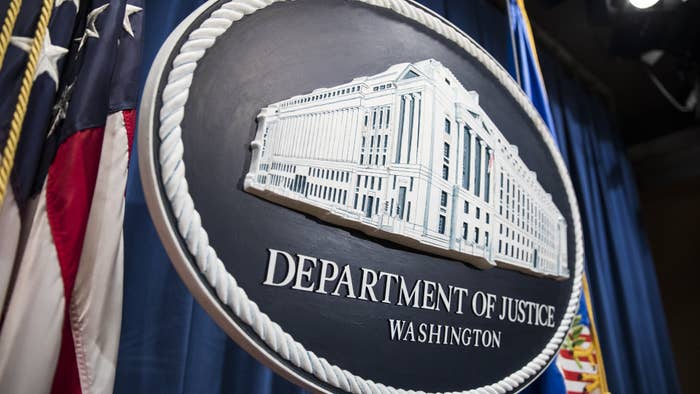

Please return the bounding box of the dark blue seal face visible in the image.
[139,1,583,393]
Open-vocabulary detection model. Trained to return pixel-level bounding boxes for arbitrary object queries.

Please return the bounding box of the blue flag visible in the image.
[506,1,609,393]
[507,0,556,137]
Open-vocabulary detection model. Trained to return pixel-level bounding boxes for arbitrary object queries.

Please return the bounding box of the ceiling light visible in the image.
[629,0,660,9]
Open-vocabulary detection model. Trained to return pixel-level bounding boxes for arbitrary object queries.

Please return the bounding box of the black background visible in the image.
[156,0,577,391]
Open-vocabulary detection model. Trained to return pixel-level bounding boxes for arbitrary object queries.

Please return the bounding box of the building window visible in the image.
[476,207,480,219]
[397,187,407,219]
[485,231,489,246]
[443,142,450,158]
[486,213,490,224]
[366,196,374,218]
[442,165,449,180]
[464,201,469,213]
[474,227,480,244]
[440,191,448,207]
[444,118,451,134]
[438,215,446,234]
[462,222,468,240]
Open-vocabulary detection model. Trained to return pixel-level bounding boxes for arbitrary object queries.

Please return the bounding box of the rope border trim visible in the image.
[147,1,585,393]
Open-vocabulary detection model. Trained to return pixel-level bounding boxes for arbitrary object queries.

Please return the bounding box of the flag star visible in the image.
[122,4,142,37]
[47,81,75,138]
[54,0,79,11]
[76,3,109,51]
[11,31,68,88]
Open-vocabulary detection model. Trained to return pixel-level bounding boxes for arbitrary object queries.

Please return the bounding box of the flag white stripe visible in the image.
[564,379,587,393]
[0,187,21,315]
[558,357,596,374]
[0,186,66,394]
[71,111,129,393]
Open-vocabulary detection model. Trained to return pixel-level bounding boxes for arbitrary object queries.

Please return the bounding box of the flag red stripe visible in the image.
[559,348,597,363]
[123,109,135,161]
[562,369,586,381]
[566,333,591,341]
[47,126,106,394]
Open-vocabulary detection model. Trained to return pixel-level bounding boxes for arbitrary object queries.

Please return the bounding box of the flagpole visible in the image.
[583,274,611,393]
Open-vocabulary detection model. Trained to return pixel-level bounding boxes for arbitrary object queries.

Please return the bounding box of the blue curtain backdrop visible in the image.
[115,1,678,393]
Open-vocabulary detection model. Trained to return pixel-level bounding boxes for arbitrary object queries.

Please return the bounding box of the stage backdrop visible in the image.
[115,1,679,393]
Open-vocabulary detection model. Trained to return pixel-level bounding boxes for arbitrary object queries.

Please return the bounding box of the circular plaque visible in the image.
[139,1,583,393]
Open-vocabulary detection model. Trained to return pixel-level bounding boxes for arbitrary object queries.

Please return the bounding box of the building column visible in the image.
[341,109,350,162]
[337,110,345,161]
[406,94,417,164]
[268,121,278,157]
[336,110,344,162]
[350,108,360,163]
[288,116,295,158]
[280,117,288,156]
[485,147,493,202]
[479,140,486,200]
[317,112,325,160]
[329,110,338,160]
[292,116,300,158]
[308,114,315,160]
[454,120,462,187]
[395,95,408,163]
[313,113,323,160]
[406,94,415,164]
[468,130,476,192]
[322,112,331,161]
[300,114,309,159]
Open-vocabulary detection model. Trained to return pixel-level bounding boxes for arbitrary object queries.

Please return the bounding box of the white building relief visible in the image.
[244,59,569,279]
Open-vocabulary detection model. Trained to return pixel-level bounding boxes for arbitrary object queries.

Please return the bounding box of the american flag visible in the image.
[555,294,604,394]
[0,1,142,393]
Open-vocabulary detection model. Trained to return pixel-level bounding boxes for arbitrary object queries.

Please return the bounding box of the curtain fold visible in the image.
[539,49,679,393]
[116,1,678,393]
[115,0,306,393]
